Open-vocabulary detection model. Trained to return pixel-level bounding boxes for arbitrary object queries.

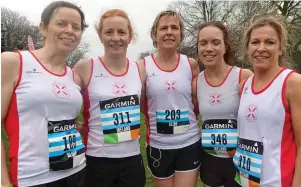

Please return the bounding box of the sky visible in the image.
[1,0,176,61]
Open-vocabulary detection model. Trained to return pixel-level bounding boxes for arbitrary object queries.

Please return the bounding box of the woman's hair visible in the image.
[95,9,135,41]
[244,16,289,67]
[41,1,88,31]
[150,10,184,48]
[197,21,233,65]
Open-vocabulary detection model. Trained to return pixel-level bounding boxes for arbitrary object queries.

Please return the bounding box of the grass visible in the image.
[139,114,155,187]
[2,125,10,168]
[2,113,203,187]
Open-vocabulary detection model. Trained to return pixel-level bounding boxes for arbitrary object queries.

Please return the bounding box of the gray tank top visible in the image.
[197,66,241,158]
[145,54,201,149]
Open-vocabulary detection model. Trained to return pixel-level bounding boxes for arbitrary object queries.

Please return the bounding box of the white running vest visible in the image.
[233,69,296,187]
[83,57,142,158]
[197,66,241,158]
[145,54,201,149]
[4,51,85,187]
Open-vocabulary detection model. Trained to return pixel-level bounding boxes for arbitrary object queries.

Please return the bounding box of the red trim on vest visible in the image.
[82,59,94,150]
[204,66,234,87]
[145,97,151,144]
[142,57,150,144]
[240,78,249,97]
[28,51,67,77]
[98,57,129,77]
[82,88,90,150]
[4,52,23,186]
[151,53,180,72]
[15,51,23,89]
[239,68,242,83]
[4,92,20,187]
[251,68,285,95]
[187,56,193,78]
[280,70,296,187]
[194,74,200,116]
[281,70,295,112]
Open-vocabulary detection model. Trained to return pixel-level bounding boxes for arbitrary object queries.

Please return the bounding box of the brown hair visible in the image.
[244,16,289,67]
[41,1,88,31]
[95,9,135,41]
[150,10,184,48]
[197,21,232,65]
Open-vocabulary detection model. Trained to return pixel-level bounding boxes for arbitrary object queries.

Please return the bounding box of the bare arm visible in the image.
[189,58,200,78]
[72,59,92,136]
[1,52,20,186]
[72,59,92,90]
[189,58,200,117]
[240,68,253,83]
[238,68,253,96]
[136,59,147,115]
[191,75,199,117]
[72,69,82,88]
[286,73,301,187]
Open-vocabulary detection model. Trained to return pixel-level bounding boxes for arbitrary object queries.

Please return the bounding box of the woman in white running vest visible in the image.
[233,16,301,187]
[192,21,253,187]
[1,1,88,187]
[138,10,201,187]
[73,9,146,187]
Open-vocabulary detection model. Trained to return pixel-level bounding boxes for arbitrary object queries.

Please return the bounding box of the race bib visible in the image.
[202,119,238,157]
[233,138,263,187]
[156,109,190,134]
[48,119,85,171]
[99,95,140,144]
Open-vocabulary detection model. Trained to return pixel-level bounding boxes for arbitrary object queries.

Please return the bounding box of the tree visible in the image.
[168,1,239,59]
[168,0,301,72]
[1,7,42,51]
[67,42,90,68]
[271,1,301,72]
[138,51,152,59]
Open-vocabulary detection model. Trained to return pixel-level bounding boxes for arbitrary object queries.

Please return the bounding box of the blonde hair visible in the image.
[244,16,289,67]
[95,9,136,41]
[150,10,184,48]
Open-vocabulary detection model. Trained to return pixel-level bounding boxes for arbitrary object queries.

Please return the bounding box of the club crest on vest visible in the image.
[52,81,70,99]
[245,104,258,122]
[164,80,177,93]
[112,83,128,96]
[209,93,223,106]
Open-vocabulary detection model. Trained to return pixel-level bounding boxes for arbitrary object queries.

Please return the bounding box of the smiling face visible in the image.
[99,16,131,57]
[40,7,82,54]
[154,15,181,50]
[198,26,226,68]
[247,25,283,70]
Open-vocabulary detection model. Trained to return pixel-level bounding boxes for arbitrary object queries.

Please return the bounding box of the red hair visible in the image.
[96,9,135,41]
